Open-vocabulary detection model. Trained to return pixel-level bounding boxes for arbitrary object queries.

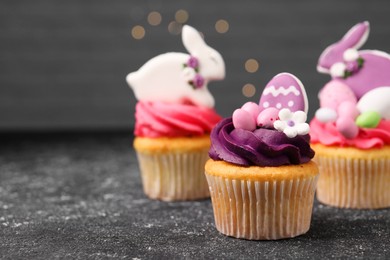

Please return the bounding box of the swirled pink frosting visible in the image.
[310,118,390,149]
[134,101,221,137]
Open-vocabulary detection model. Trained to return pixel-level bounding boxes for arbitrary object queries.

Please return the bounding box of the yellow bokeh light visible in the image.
[147,11,162,26]
[215,19,229,34]
[175,9,189,24]
[242,84,256,98]
[245,59,259,73]
[131,25,145,40]
[168,21,182,35]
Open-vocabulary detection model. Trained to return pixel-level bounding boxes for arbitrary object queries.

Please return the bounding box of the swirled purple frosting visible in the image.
[209,117,315,167]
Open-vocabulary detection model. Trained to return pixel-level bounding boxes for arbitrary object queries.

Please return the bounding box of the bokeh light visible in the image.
[131,25,145,40]
[245,59,259,73]
[242,84,256,97]
[175,9,189,24]
[168,21,182,35]
[215,19,229,33]
[147,11,162,26]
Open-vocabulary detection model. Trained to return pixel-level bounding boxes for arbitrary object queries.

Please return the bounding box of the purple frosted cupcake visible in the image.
[205,73,319,240]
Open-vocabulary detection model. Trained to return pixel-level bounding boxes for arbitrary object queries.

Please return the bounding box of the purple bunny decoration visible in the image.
[317,21,390,99]
[315,21,390,139]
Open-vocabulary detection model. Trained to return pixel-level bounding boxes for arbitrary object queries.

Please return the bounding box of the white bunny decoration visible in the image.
[126,25,225,108]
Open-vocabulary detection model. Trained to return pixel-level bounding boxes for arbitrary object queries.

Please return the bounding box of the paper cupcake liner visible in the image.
[205,174,318,240]
[136,151,210,201]
[316,156,390,209]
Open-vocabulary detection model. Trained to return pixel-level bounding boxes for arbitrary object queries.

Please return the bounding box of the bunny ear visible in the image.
[182,25,206,54]
[318,21,370,73]
[341,21,370,50]
[259,73,308,114]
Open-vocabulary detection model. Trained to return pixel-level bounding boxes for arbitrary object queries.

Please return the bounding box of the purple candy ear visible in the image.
[259,73,308,114]
[317,21,370,73]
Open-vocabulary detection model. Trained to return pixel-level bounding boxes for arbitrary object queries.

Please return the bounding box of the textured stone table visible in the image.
[0,133,389,259]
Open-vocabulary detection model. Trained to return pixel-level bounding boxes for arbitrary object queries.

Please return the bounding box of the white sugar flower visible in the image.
[330,62,346,78]
[273,108,310,138]
[343,48,359,62]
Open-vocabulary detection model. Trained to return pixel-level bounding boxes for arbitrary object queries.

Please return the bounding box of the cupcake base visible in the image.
[313,144,390,209]
[134,136,211,201]
[205,160,319,240]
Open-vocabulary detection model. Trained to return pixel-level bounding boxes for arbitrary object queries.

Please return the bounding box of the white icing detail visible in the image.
[276,103,282,109]
[360,49,390,61]
[343,48,359,62]
[317,44,334,74]
[317,65,330,74]
[288,101,294,107]
[330,62,346,78]
[357,86,390,119]
[279,72,309,114]
[263,85,300,97]
[344,21,370,50]
[263,102,269,108]
[126,25,225,108]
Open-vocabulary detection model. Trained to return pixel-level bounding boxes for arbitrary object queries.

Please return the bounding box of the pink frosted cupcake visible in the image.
[311,21,390,209]
[205,73,319,240]
[126,25,225,201]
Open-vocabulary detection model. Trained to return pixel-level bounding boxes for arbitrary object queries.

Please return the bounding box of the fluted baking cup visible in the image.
[205,173,318,240]
[316,156,390,209]
[136,151,210,201]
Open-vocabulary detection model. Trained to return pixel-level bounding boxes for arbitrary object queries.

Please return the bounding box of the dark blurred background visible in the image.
[1,0,390,132]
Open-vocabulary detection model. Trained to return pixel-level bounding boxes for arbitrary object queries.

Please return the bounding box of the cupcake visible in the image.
[205,73,319,240]
[126,25,225,201]
[311,21,390,209]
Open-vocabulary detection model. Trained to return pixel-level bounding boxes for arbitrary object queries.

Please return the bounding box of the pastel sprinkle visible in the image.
[356,111,381,128]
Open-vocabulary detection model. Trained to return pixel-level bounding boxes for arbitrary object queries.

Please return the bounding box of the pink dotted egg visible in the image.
[319,80,357,110]
[256,107,280,128]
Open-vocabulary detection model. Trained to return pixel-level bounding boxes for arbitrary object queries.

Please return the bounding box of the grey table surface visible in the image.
[0,132,389,259]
